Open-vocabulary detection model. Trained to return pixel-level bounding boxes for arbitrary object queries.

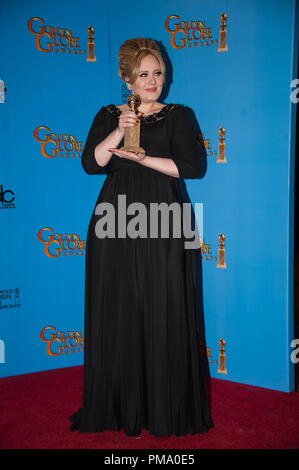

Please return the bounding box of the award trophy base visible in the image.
[217,23,228,52]
[120,122,145,154]
[216,142,227,163]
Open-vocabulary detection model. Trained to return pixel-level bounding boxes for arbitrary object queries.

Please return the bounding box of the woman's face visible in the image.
[129,54,164,103]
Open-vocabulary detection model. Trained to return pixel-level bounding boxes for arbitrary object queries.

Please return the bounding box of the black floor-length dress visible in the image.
[69,103,214,437]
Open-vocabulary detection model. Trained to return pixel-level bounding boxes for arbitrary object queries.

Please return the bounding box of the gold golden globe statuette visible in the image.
[87,26,96,62]
[217,126,227,163]
[217,338,228,374]
[217,12,228,52]
[216,233,227,268]
[120,94,145,154]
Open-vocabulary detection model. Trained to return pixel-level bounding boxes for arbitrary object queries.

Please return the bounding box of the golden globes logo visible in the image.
[165,15,215,49]
[200,340,218,367]
[196,234,227,268]
[200,338,228,374]
[27,17,86,55]
[40,326,84,357]
[197,128,228,161]
[37,227,86,258]
[197,237,217,262]
[33,126,83,158]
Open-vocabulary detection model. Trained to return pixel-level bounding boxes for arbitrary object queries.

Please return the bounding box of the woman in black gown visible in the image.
[69,38,214,438]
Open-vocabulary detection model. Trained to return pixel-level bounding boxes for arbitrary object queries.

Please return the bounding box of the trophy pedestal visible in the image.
[216,249,227,268]
[120,122,145,154]
[87,43,96,61]
[217,142,227,163]
[217,30,228,52]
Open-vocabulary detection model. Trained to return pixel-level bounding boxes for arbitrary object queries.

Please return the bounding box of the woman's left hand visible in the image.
[108,148,146,162]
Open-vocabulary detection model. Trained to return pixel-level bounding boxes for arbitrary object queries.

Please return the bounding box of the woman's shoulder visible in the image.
[166,103,188,119]
[106,104,127,111]
[170,103,186,110]
[168,103,195,116]
[114,104,128,112]
[94,104,122,119]
[105,103,126,117]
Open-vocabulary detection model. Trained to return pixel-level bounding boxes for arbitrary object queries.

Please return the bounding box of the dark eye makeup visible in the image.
[139,71,162,78]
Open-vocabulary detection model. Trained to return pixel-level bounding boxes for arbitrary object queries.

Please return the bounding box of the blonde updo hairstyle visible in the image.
[117,38,166,86]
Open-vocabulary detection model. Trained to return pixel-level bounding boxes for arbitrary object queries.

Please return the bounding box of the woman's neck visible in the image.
[138,101,163,116]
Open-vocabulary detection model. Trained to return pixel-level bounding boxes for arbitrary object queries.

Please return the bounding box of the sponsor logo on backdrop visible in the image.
[0,184,15,209]
[0,289,21,309]
[165,12,228,52]
[33,126,83,159]
[37,227,86,258]
[40,326,84,357]
[27,17,85,55]
[0,80,6,103]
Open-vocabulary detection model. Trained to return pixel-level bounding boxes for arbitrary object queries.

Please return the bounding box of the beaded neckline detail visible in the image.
[106,103,178,124]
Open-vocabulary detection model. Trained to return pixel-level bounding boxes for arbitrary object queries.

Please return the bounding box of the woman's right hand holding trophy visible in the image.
[117,109,143,133]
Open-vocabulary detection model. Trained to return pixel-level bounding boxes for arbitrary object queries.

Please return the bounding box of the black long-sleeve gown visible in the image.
[69,103,214,437]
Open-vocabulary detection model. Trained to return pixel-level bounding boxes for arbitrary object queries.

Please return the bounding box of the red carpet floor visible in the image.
[0,365,298,449]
